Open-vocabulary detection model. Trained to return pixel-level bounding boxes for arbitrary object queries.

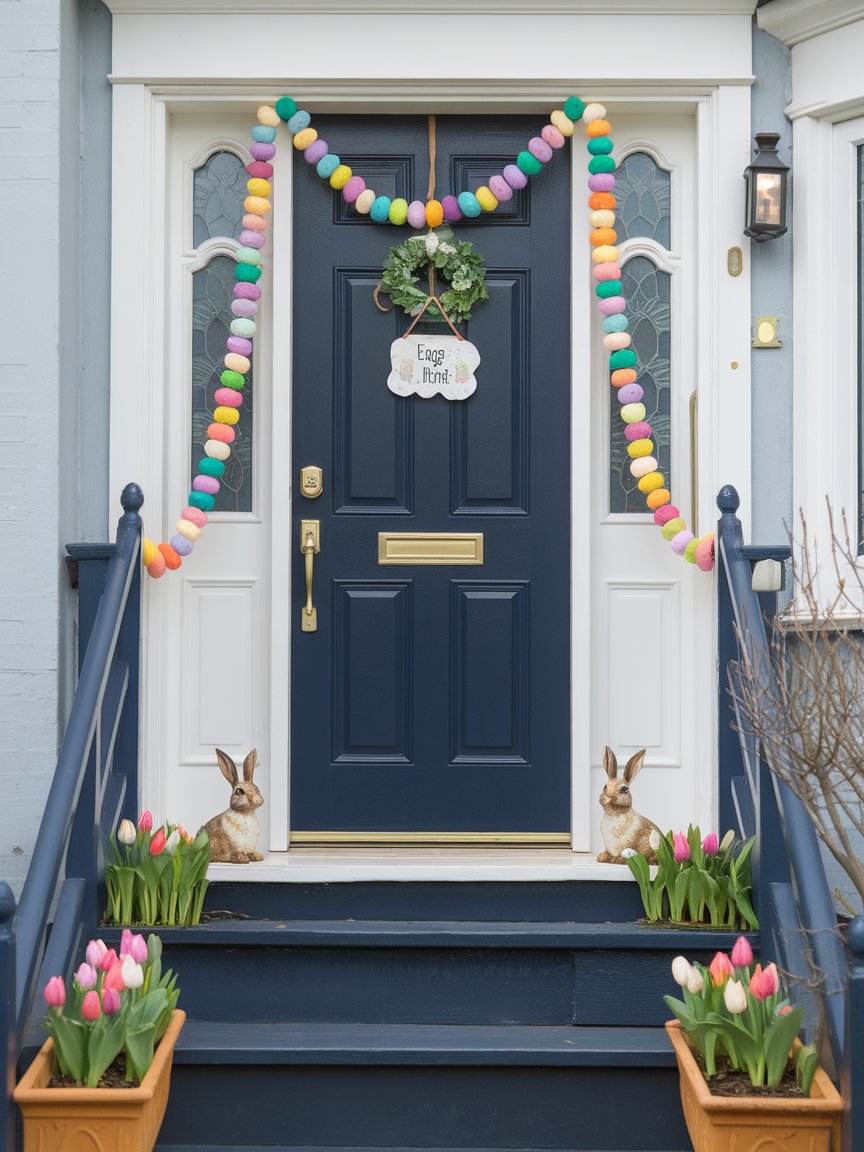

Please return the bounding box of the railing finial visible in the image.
[717,485,740,514]
[121,483,144,515]
[848,914,864,960]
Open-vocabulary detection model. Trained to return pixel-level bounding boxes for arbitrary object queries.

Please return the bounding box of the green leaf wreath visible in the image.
[379,229,490,325]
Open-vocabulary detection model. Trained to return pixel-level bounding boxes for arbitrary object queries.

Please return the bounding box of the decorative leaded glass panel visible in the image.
[193,151,248,246]
[191,255,253,513]
[615,152,671,247]
[609,257,671,515]
[858,144,864,547]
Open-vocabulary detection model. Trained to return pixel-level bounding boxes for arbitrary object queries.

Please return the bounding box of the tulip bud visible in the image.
[149,828,166,856]
[99,948,119,973]
[128,932,148,964]
[719,829,736,852]
[43,976,66,1008]
[75,963,97,990]
[731,936,754,968]
[621,848,637,859]
[121,955,144,989]
[673,831,691,863]
[102,986,121,1015]
[164,828,181,855]
[686,966,704,995]
[85,939,107,968]
[671,956,692,987]
[648,828,662,851]
[723,977,747,1014]
[709,951,734,988]
[117,818,136,845]
[749,963,779,1001]
[104,961,126,992]
[702,831,719,856]
[138,810,153,832]
[81,990,101,1021]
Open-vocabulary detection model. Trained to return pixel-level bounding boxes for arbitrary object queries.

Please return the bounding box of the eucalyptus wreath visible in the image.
[379,230,490,325]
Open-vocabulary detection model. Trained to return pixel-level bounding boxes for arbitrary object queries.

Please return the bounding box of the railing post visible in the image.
[843,916,864,1152]
[716,486,742,837]
[0,883,16,1152]
[114,484,143,826]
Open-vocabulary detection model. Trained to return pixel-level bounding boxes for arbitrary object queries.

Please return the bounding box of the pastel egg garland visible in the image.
[143,95,713,576]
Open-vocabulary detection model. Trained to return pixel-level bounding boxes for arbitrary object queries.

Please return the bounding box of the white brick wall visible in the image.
[0,0,62,895]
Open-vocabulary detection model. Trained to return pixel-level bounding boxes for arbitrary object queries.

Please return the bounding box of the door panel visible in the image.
[290,116,571,840]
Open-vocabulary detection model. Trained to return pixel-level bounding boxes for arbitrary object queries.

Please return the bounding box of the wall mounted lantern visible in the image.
[743,132,789,241]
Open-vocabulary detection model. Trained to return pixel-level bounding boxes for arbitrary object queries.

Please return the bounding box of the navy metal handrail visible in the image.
[0,484,143,1151]
[717,484,862,1149]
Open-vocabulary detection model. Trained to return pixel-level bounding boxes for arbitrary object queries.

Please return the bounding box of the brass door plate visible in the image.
[752,316,781,348]
[378,532,484,565]
[300,465,323,499]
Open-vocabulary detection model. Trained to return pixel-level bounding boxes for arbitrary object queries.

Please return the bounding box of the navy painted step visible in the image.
[114,920,750,1027]
[156,1022,692,1151]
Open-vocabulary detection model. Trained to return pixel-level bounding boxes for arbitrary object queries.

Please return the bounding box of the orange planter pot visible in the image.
[665,1019,841,1152]
[14,1009,185,1152]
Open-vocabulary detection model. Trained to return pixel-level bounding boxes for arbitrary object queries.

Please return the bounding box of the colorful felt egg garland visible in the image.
[143,95,713,577]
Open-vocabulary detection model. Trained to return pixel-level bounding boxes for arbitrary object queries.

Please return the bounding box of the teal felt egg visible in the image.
[587,137,614,156]
[588,155,616,174]
[235,264,262,283]
[604,314,629,333]
[188,491,216,512]
[370,196,392,222]
[610,349,637,370]
[316,154,340,179]
[516,151,543,176]
[563,96,586,122]
[596,280,623,299]
[457,191,482,218]
[252,126,277,144]
[275,96,298,121]
[198,458,226,478]
[287,110,311,134]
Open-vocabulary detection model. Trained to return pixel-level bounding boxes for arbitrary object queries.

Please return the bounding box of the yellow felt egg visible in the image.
[590,210,616,228]
[329,165,352,190]
[257,105,281,128]
[142,537,156,567]
[292,128,318,152]
[214,406,240,425]
[244,195,271,215]
[246,178,272,198]
[475,186,498,212]
[661,517,686,540]
[640,472,666,494]
[550,110,575,137]
[620,403,647,424]
[355,189,375,214]
[224,353,251,374]
[627,438,654,459]
[592,245,619,264]
[176,519,201,542]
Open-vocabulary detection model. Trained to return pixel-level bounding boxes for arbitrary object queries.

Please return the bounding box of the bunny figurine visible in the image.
[204,748,264,863]
[596,746,662,865]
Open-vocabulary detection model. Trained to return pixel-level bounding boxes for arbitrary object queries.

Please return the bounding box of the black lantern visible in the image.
[743,133,789,242]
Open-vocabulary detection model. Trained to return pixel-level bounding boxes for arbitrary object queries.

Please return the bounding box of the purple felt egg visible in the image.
[488,175,512,202]
[407,200,427,228]
[232,298,258,318]
[170,534,194,556]
[503,164,528,190]
[617,383,644,405]
[193,475,221,495]
[233,282,261,301]
[441,195,462,222]
[598,296,626,315]
[588,173,616,192]
[342,175,366,204]
[227,336,253,357]
[250,142,276,162]
[239,230,266,249]
[528,136,553,163]
[304,139,328,165]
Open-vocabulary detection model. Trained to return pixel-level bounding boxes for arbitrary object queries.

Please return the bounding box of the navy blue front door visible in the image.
[290,116,571,840]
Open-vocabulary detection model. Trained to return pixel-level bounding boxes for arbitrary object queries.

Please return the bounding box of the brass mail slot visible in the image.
[378,532,484,565]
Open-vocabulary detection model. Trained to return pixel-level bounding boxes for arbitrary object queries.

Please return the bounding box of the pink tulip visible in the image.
[103,961,126,992]
[138,810,153,832]
[75,963,97,990]
[81,991,101,1021]
[750,963,779,1001]
[731,936,754,968]
[129,933,148,964]
[708,951,734,988]
[99,948,119,973]
[702,831,719,856]
[673,831,691,863]
[85,939,107,968]
[150,828,166,856]
[102,987,121,1015]
[120,928,134,957]
[43,976,66,1008]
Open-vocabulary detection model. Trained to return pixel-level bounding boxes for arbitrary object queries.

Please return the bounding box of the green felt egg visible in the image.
[235,264,262,283]
[516,151,543,176]
[596,280,623,299]
[198,458,226,478]
[188,492,216,512]
[588,155,616,174]
[275,96,298,121]
[610,349,637,370]
[221,370,245,389]
[563,97,586,122]
[587,137,614,156]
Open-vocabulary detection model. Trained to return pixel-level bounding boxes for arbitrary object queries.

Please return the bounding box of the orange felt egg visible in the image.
[158,543,182,570]
[611,369,638,387]
[586,119,612,138]
[647,489,671,510]
[589,192,617,211]
[590,228,617,247]
[426,200,444,228]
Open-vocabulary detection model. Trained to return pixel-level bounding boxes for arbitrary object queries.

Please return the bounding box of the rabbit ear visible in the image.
[623,749,646,783]
[242,748,258,783]
[602,746,618,780]
[215,748,239,786]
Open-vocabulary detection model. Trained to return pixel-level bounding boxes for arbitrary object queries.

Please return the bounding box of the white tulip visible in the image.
[117,819,136,846]
[723,977,747,1014]
[164,828,181,855]
[648,828,662,851]
[686,967,704,995]
[671,956,692,987]
[121,955,144,990]
[424,231,439,257]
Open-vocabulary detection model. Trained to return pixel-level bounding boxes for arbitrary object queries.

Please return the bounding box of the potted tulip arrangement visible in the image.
[626,826,758,930]
[105,810,210,926]
[14,931,185,1152]
[664,937,841,1152]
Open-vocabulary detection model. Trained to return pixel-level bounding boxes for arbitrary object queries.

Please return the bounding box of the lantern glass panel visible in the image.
[754,172,782,226]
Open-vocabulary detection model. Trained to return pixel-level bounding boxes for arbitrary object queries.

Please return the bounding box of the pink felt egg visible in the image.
[214,387,244,407]
[407,200,427,228]
[617,383,644,404]
[246,161,274,180]
[654,505,680,526]
[147,553,166,578]
[630,457,657,478]
[234,282,261,301]
[598,296,626,316]
[242,214,268,232]
[624,421,653,442]
[193,475,220,495]
[593,262,621,282]
[670,529,695,555]
[343,176,367,204]
[695,534,715,571]
[488,175,512,202]
[232,299,258,318]
[528,136,553,163]
[541,124,566,149]
[181,507,208,528]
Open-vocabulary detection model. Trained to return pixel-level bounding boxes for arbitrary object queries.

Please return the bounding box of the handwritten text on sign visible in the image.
[388,334,480,401]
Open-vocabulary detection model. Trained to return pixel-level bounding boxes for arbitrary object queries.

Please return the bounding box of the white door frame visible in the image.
[108,74,751,867]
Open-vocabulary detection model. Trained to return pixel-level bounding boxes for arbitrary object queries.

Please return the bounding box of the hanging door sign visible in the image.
[388,334,480,401]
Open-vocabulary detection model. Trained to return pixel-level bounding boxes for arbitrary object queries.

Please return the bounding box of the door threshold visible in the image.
[207,849,639,883]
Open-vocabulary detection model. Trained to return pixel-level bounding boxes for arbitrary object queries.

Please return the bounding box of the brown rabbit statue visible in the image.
[204,748,264,863]
[596,746,663,865]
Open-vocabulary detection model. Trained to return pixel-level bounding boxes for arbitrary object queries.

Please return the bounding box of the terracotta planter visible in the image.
[14,1009,185,1152]
[665,1019,841,1152]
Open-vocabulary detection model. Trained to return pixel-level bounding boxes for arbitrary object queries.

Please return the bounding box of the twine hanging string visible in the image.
[403,294,464,341]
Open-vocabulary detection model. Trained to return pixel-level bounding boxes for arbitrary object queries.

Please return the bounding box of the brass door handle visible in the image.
[301,520,320,632]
